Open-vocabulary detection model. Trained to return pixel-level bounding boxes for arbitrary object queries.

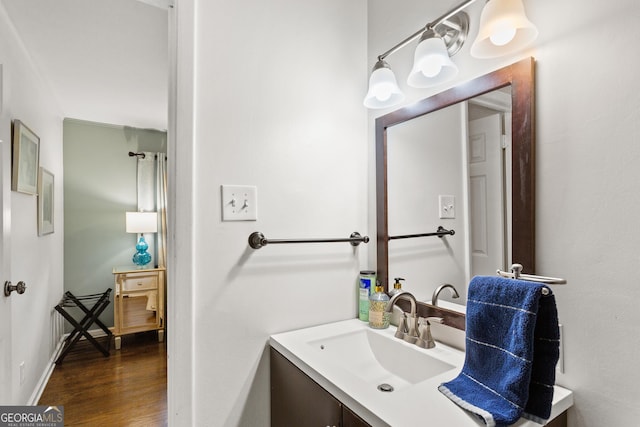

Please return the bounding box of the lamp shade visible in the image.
[470,0,538,59]
[407,36,458,88]
[363,60,405,109]
[125,212,158,234]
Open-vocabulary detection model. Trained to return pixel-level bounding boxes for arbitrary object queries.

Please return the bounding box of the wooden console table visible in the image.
[112,266,165,349]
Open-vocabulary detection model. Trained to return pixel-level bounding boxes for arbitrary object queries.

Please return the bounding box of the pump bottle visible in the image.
[368,281,390,329]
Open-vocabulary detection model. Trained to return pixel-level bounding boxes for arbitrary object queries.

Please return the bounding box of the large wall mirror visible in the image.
[376,57,535,302]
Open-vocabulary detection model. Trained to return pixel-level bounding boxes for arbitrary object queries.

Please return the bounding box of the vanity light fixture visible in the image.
[364,0,538,109]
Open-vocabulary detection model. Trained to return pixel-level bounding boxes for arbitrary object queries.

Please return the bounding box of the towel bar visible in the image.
[248,231,369,249]
[497,264,566,294]
[388,226,454,241]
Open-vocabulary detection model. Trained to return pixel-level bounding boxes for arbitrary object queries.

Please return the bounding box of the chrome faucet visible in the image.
[385,291,419,343]
[431,283,460,306]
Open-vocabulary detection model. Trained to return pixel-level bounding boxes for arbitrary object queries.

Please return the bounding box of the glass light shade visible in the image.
[470,0,538,59]
[125,211,158,234]
[363,61,405,109]
[407,36,458,88]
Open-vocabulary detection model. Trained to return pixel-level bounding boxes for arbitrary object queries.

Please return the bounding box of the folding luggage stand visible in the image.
[54,289,113,364]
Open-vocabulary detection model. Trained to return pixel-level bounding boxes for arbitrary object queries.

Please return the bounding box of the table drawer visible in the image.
[119,273,158,291]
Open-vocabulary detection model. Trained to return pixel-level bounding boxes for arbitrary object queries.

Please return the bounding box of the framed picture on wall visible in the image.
[38,167,54,236]
[11,120,40,195]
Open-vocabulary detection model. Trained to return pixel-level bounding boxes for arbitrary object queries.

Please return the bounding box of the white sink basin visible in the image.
[270,318,573,427]
[307,329,455,391]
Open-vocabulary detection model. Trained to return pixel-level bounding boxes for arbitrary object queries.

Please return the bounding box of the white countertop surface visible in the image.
[270,318,573,427]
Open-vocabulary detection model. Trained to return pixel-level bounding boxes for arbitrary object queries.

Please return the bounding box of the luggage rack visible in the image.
[54,289,113,364]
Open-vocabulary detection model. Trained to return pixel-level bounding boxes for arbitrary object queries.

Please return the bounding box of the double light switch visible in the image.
[221,185,258,221]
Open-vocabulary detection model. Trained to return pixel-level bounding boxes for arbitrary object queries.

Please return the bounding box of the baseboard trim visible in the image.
[28,328,109,405]
[28,335,65,405]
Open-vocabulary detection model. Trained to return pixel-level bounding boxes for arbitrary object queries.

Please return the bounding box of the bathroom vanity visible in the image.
[270,319,572,427]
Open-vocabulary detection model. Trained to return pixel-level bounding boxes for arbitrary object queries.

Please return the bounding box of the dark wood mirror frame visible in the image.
[376,57,535,292]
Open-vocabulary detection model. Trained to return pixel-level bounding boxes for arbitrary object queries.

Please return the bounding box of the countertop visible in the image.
[270,318,573,427]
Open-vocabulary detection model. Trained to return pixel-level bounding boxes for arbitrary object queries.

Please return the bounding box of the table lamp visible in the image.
[126,211,158,267]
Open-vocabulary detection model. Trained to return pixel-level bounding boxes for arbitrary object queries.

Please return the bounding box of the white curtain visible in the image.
[155,154,168,268]
[137,152,168,268]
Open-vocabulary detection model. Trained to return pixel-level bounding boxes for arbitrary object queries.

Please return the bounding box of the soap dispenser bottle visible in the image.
[369,281,390,329]
[388,277,404,298]
[358,270,376,322]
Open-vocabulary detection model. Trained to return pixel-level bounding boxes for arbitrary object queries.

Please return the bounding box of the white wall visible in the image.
[0,3,64,404]
[172,0,368,425]
[368,0,640,426]
[172,0,640,425]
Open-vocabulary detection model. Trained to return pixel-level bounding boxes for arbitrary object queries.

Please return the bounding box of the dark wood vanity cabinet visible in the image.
[547,411,567,427]
[271,347,566,427]
[342,405,370,427]
[271,348,370,427]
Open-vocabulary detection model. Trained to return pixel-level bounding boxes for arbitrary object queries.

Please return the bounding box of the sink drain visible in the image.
[377,383,394,392]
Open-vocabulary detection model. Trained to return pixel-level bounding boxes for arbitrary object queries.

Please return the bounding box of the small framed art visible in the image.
[12,120,40,195]
[38,167,54,236]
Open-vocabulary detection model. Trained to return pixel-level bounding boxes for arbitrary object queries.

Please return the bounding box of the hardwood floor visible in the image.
[39,332,167,426]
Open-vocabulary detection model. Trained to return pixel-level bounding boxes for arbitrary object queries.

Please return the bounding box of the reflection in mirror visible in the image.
[386,88,512,303]
[376,58,535,305]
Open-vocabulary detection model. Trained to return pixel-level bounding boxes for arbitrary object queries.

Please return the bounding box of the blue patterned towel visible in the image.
[438,276,560,426]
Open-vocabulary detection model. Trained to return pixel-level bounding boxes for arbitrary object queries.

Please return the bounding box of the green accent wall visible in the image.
[63,119,166,328]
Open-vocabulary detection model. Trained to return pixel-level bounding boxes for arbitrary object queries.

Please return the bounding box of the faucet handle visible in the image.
[403,313,419,344]
[416,317,441,349]
[394,312,407,339]
[392,311,422,342]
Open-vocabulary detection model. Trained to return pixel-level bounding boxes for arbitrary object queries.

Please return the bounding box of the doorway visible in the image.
[466,89,513,278]
[0,0,172,410]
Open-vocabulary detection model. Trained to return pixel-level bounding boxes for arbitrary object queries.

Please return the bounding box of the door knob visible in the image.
[4,281,26,297]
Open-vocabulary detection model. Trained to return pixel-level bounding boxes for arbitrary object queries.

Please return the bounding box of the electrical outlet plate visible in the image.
[19,361,25,385]
[221,185,258,221]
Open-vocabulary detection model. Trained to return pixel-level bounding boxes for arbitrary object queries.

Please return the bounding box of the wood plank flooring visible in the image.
[38,332,167,426]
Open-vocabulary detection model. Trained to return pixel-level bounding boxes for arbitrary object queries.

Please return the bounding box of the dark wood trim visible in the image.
[375,107,389,290]
[376,57,536,290]
[396,298,466,331]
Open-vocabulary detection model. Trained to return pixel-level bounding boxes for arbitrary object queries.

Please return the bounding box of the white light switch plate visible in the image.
[439,195,455,219]
[221,185,257,221]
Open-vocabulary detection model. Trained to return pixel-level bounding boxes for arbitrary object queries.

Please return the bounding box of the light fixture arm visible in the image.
[378,27,426,61]
[431,0,478,28]
[378,0,478,61]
